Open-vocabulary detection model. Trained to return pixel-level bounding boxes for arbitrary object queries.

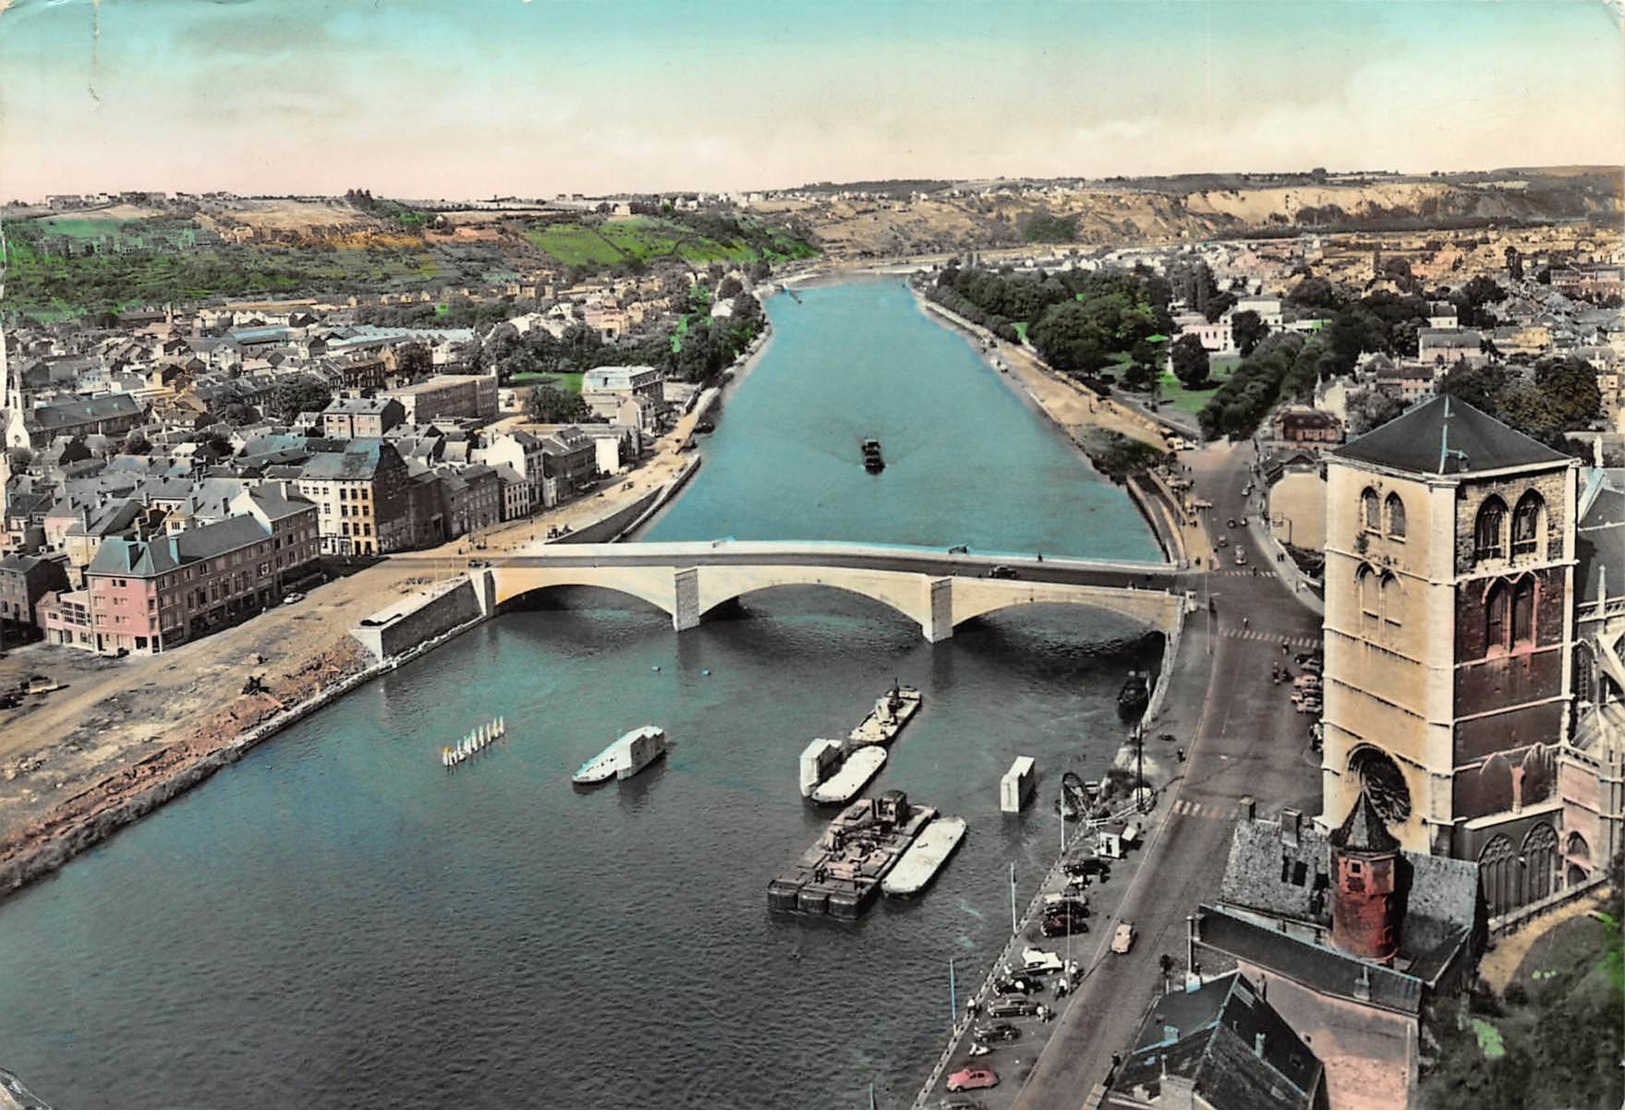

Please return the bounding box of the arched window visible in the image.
[1379,571,1402,631]
[1361,488,1381,533]
[1474,497,1507,561]
[1485,580,1508,650]
[1511,577,1536,645]
[1479,834,1517,918]
[1356,564,1379,631]
[1566,830,1592,865]
[1521,823,1559,905]
[1512,492,1543,558]
[1385,493,1406,539]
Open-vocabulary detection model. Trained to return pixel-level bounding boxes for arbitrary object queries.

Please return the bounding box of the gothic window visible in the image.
[1356,564,1379,632]
[1511,577,1536,645]
[1479,834,1517,918]
[1511,492,1544,558]
[1485,581,1508,650]
[1379,571,1402,631]
[1566,830,1592,865]
[1474,497,1507,561]
[1361,487,1381,533]
[1385,493,1406,539]
[1521,823,1559,905]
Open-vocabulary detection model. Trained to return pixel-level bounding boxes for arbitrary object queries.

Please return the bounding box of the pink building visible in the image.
[40,485,319,654]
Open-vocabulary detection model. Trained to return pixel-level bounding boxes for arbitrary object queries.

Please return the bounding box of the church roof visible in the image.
[1334,395,1569,476]
[1330,789,1401,854]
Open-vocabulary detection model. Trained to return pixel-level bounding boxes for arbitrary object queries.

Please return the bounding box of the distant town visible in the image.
[0,166,1622,1109]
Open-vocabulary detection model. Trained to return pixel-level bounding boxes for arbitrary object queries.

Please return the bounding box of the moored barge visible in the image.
[768,790,936,917]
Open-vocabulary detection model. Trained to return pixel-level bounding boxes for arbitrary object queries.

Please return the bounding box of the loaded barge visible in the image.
[849,683,922,746]
[768,790,936,917]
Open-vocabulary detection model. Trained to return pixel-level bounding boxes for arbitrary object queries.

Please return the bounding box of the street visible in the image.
[1011,441,1325,1109]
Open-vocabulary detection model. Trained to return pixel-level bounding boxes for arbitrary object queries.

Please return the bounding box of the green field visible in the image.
[523,216,810,272]
[1155,353,1240,414]
[509,371,584,394]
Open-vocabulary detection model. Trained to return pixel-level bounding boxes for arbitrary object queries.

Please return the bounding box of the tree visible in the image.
[1345,388,1407,435]
[524,385,589,424]
[121,432,152,456]
[1287,275,1340,310]
[1169,334,1211,388]
[1029,301,1110,374]
[716,275,743,300]
[269,376,332,422]
[1230,309,1269,357]
[219,402,261,427]
[393,341,433,381]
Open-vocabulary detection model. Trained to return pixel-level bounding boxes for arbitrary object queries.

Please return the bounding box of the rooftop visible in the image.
[1333,395,1570,476]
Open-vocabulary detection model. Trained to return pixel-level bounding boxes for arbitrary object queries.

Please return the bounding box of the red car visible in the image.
[947,1068,999,1093]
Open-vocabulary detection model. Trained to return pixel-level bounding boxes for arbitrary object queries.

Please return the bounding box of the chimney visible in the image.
[1240,796,1256,821]
[1280,808,1302,848]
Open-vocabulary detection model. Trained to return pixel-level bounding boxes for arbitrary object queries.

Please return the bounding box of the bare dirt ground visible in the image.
[1478,892,1609,994]
[0,414,707,868]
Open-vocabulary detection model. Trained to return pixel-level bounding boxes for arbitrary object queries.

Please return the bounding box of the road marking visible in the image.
[1219,628,1319,650]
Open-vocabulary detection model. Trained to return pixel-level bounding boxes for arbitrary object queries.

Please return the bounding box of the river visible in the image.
[0,280,1162,1108]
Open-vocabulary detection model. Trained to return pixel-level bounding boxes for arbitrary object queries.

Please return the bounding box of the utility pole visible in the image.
[1009,861,1018,937]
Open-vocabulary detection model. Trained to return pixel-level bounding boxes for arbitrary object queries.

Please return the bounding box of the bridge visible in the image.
[465,540,1190,642]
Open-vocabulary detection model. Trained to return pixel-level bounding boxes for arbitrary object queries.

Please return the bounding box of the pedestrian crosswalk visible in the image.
[1220,628,1320,651]
[1170,798,1242,820]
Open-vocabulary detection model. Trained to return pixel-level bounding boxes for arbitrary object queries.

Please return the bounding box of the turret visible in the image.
[1329,788,1402,961]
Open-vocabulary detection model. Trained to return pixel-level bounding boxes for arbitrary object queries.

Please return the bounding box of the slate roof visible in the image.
[300,439,391,481]
[1577,470,1625,605]
[1333,395,1570,476]
[87,515,271,578]
[26,394,144,433]
[1110,972,1321,1110]
[1330,789,1401,853]
[1218,815,1479,962]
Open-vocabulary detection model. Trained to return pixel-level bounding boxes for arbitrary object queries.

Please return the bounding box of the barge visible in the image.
[849,683,922,746]
[862,438,885,473]
[768,790,937,917]
[881,815,967,896]
[573,725,667,784]
[1117,671,1150,719]
[809,745,888,804]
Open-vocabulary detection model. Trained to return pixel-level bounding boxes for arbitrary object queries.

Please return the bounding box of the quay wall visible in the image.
[350,578,484,663]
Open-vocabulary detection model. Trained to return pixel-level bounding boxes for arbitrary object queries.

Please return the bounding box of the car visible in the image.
[1233,547,1247,566]
[1064,856,1111,880]
[948,544,969,554]
[946,1068,999,1093]
[988,565,1019,579]
[1111,922,1137,954]
[1215,534,1229,548]
[972,1023,1021,1043]
[282,592,305,604]
[988,996,1040,1018]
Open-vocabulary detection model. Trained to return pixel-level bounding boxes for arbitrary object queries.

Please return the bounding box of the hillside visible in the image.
[758,166,1623,259]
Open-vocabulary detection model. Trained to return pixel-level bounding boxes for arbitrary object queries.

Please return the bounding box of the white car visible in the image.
[282,592,305,605]
[1111,922,1137,954]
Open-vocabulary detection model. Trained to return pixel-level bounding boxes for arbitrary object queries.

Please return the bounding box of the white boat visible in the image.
[573,725,667,785]
[882,815,967,895]
[809,746,888,804]
[849,684,923,745]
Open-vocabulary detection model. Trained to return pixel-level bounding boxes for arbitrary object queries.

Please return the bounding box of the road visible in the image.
[1010,440,1325,1109]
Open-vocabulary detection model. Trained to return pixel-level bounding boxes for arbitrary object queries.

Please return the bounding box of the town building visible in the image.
[1102,971,1325,1110]
[37,484,318,654]
[382,373,500,425]
[296,439,415,557]
[321,397,406,440]
[0,553,72,637]
[23,394,146,444]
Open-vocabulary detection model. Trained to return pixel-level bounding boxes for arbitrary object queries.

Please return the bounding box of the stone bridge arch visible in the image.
[694,564,933,633]
[489,565,681,621]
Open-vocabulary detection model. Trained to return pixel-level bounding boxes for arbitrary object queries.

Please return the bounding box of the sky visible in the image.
[0,0,1621,200]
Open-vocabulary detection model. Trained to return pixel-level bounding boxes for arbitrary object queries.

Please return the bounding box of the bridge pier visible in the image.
[673,567,701,632]
[922,577,954,642]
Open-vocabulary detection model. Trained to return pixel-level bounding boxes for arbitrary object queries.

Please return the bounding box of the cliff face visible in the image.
[754,167,1624,258]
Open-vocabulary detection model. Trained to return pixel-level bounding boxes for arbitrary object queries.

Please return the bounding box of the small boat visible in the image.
[1118,671,1150,718]
[573,725,667,785]
[861,438,885,473]
[810,745,888,804]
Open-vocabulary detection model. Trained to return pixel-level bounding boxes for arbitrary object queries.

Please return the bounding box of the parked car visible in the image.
[946,1068,999,1093]
[1112,922,1137,954]
[1233,547,1247,566]
[973,1022,1021,1043]
[988,996,1041,1018]
[1064,856,1111,880]
[1215,534,1229,548]
[988,565,1019,579]
[1226,518,1237,529]
[282,592,305,604]
[992,975,1042,996]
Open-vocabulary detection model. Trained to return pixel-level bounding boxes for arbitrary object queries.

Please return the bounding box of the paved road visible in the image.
[1011,441,1325,1109]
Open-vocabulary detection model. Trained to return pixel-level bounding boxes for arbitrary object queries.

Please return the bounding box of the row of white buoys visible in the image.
[442,716,506,768]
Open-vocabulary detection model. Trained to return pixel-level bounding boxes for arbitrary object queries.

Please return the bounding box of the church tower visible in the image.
[1319,395,1578,919]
